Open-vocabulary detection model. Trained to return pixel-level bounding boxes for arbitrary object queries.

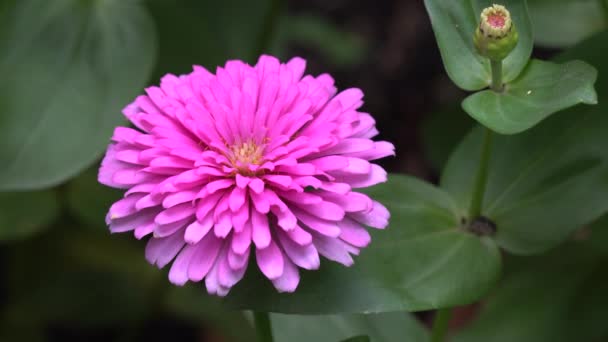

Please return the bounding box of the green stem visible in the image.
[254,312,273,342]
[601,0,608,20]
[490,59,503,92]
[431,308,452,342]
[468,127,493,219]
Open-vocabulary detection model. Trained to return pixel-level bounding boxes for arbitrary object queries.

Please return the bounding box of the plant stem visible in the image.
[254,312,273,342]
[468,127,493,219]
[600,0,608,20]
[490,59,503,92]
[431,308,452,342]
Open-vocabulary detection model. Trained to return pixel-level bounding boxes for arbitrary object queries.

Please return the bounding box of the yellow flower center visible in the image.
[228,140,265,174]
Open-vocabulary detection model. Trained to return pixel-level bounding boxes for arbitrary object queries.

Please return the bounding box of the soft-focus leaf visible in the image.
[272,312,428,342]
[420,105,474,171]
[227,174,501,313]
[273,15,368,67]
[146,0,272,78]
[453,218,608,342]
[165,286,254,342]
[2,227,160,328]
[528,0,606,48]
[423,0,533,91]
[66,167,121,229]
[341,336,371,342]
[442,31,608,254]
[0,0,157,190]
[462,59,597,134]
[0,190,59,240]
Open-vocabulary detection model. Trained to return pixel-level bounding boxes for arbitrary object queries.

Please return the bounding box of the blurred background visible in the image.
[0,0,606,341]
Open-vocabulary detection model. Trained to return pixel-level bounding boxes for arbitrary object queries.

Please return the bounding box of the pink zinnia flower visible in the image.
[99,55,394,295]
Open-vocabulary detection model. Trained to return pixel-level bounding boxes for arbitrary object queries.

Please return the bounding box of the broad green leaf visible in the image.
[272,312,428,342]
[0,0,157,190]
[420,105,474,171]
[423,0,533,91]
[462,59,597,134]
[0,190,59,240]
[66,167,121,230]
[226,174,501,313]
[442,31,608,254]
[528,0,606,48]
[146,0,272,78]
[453,219,608,342]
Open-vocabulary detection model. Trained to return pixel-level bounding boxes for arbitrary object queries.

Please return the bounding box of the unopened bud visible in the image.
[473,4,518,61]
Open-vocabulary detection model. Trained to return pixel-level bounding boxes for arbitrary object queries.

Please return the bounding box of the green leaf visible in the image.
[462,59,597,134]
[0,0,157,190]
[528,0,606,48]
[66,167,121,230]
[453,219,608,342]
[423,0,533,91]
[0,190,59,240]
[272,312,428,342]
[226,174,501,313]
[146,0,272,78]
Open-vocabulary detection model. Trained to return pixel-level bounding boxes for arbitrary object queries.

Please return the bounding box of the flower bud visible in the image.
[473,4,518,61]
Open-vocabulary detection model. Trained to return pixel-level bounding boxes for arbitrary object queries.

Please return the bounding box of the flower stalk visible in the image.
[431,308,452,342]
[468,127,494,219]
[254,311,274,342]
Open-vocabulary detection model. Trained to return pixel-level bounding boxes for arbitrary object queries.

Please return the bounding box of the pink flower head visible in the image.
[99,55,394,295]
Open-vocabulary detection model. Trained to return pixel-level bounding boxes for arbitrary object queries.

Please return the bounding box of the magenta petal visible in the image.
[108,194,144,219]
[155,203,196,225]
[219,246,248,288]
[313,234,355,267]
[169,244,197,286]
[271,258,300,293]
[251,209,271,248]
[229,186,247,212]
[232,221,252,254]
[295,200,345,221]
[350,201,390,229]
[154,217,191,238]
[293,209,341,237]
[109,208,157,234]
[338,218,372,248]
[145,232,185,268]
[188,234,222,281]
[286,225,313,245]
[256,240,284,280]
[278,231,320,270]
[184,214,214,244]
